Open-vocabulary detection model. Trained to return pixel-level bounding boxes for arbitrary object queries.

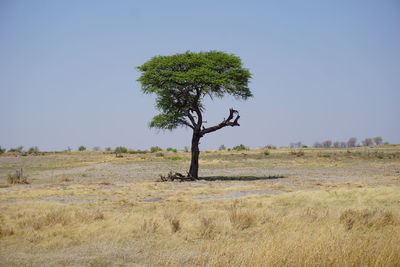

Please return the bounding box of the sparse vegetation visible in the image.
[0,145,399,266]
[7,169,29,184]
[8,146,23,153]
[218,144,226,151]
[78,146,86,151]
[170,156,182,160]
[166,147,177,152]
[150,146,162,153]
[233,144,248,151]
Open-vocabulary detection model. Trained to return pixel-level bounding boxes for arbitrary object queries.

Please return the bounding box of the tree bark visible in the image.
[189,132,201,179]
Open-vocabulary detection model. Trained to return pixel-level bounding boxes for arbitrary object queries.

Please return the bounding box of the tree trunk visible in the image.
[189,132,201,179]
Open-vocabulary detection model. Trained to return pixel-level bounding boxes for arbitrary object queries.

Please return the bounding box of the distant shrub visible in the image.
[8,146,23,153]
[218,144,226,151]
[78,146,86,151]
[150,146,162,153]
[105,147,112,152]
[183,146,189,152]
[155,152,164,157]
[265,145,276,149]
[233,144,248,151]
[170,156,182,160]
[93,146,101,151]
[114,146,128,154]
[0,146,5,154]
[362,138,373,146]
[28,146,39,154]
[264,150,270,156]
[166,147,177,153]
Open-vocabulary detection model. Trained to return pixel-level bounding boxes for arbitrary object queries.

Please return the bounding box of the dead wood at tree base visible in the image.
[158,171,195,182]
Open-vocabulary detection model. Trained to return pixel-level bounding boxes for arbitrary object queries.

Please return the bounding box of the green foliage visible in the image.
[218,144,226,151]
[28,146,39,154]
[137,51,252,130]
[166,147,177,153]
[155,152,165,157]
[233,144,248,151]
[114,146,128,154]
[150,146,163,153]
[78,146,86,151]
[170,156,182,160]
[8,146,23,153]
[0,146,5,154]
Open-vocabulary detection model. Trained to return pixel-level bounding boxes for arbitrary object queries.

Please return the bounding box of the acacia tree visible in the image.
[137,51,252,179]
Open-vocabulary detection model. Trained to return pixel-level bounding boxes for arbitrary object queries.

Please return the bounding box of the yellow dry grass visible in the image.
[0,146,399,266]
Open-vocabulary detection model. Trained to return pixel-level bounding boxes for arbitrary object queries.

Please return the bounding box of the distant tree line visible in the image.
[313,136,384,148]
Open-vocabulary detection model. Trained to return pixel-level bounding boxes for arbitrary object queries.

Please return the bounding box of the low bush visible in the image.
[233,144,248,151]
[166,147,178,152]
[218,144,226,151]
[170,156,182,160]
[78,146,86,151]
[27,146,39,154]
[155,152,165,157]
[8,146,23,153]
[150,146,162,153]
[0,146,6,154]
[114,146,128,154]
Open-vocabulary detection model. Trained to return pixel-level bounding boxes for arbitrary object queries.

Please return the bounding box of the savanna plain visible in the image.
[1,145,400,266]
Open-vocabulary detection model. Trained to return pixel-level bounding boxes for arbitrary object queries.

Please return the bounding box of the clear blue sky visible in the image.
[1,0,399,151]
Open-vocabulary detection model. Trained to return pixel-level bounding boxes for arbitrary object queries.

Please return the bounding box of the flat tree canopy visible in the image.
[137,51,252,178]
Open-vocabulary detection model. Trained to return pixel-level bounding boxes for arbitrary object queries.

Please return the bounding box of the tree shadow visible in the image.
[199,175,285,181]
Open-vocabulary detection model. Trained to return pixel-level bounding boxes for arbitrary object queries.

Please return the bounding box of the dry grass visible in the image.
[0,146,399,266]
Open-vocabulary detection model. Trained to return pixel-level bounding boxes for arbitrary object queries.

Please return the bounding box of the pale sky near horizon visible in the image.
[1,0,399,151]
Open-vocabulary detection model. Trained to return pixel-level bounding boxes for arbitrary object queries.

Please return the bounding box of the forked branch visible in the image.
[200,108,240,135]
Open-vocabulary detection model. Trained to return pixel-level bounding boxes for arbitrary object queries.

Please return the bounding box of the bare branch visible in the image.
[200,108,240,136]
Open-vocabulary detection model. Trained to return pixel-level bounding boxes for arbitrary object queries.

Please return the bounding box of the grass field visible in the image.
[1,145,400,266]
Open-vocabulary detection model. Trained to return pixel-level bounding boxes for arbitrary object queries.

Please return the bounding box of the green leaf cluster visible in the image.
[137,51,252,130]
